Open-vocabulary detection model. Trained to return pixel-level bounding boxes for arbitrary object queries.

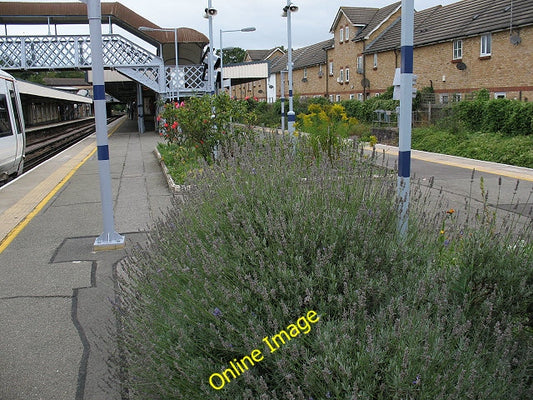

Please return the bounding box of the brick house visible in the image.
[231,48,284,101]
[268,0,532,103]
[270,39,334,102]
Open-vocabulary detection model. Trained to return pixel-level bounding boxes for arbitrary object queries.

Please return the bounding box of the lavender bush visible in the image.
[114,136,532,399]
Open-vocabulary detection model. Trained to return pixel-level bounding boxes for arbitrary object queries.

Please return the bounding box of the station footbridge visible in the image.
[0,2,211,103]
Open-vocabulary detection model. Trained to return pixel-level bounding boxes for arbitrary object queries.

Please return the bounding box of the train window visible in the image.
[0,94,13,138]
[7,81,23,135]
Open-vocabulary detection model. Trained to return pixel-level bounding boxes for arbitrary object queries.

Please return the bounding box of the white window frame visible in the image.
[336,94,341,102]
[357,93,364,101]
[480,34,492,56]
[339,68,344,82]
[329,61,334,76]
[349,94,355,100]
[303,68,308,79]
[340,27,344,43]
[453,39,463,60]
[329,94,334,102]
[345,67,350,82]
[494,92,507,99]
[345,26,349,42]
[357,55,364,73]
[373,53,378,68]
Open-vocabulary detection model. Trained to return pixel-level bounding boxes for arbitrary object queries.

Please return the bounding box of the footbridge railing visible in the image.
[0,34,207,96]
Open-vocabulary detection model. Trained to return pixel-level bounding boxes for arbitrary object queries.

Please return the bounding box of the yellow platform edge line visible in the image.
[369,145,533,182]
[0,118,126,255]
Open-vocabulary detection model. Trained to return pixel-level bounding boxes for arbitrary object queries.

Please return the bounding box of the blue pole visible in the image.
[398,0,414,237]
[81,0,125,250]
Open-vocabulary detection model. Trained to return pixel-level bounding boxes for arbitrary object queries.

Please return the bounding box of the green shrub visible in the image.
[157,94,249,162]
[115,136,532,399]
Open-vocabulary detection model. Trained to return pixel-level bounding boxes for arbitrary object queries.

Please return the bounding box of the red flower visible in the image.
[253,97,258,101]
[156,115,161,122]
[203,119,208,124]
[171,121,178,130]
[200,140,204,144]
[164,123,169,128]
[245,96,250,101]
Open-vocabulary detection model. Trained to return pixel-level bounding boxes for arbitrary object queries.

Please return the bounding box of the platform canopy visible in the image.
[222,61,269,85]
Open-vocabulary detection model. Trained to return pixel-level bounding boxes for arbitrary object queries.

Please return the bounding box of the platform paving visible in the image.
[0,119,532,399]
[0,118,172,400]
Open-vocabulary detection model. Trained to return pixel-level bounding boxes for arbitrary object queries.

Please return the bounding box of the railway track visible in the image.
[24,115,122,172]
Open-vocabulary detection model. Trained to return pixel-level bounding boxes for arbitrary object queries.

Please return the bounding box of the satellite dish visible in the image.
[361,78,370,88]
[456,62,467,71]
[510,33,521,45]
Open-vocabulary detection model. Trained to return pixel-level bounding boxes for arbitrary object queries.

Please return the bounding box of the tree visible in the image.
[216,47,246,65]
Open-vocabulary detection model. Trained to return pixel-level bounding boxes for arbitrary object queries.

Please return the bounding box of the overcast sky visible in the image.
[7,0,462,50]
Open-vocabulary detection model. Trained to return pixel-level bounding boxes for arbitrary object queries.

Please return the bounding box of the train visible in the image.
[0,69,25,183]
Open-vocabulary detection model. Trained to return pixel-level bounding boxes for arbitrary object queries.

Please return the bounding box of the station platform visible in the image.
[0,117,172,400]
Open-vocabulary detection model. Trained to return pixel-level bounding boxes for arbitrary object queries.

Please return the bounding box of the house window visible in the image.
[339,68,344,83]
[340,27,344,43]
[453,40,463,60]
[329,61,334,76]
[373,53,378,68]
[319,64,323,77]
[349,94,355,100]
[329,94,334,102]
[345,68,350,82]
[336,94,341,102]
[441,94,449,104]
[345,26,349,42]
[480,34,492,56]
[452,93,462,102]
[494,92,507,99]
[303,68,308,79]
[357,55,364,73]
[357,93,364,101]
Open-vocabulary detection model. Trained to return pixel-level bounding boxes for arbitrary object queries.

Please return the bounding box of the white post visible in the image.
[286,1,295,137]
[207,0,215,95]
[219,29,224,94]
[81,0,125,250]
[174,27,180,101]
[397,0,414,238]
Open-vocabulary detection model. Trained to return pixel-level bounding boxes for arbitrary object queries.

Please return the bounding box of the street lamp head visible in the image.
[241,27,256,32]
[282,3,299,17]
[204,7,218,18]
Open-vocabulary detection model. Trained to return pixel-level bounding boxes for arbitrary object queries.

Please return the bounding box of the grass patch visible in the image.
[116,136,532,399]
[412,127,533,168]
[157,142,203,185]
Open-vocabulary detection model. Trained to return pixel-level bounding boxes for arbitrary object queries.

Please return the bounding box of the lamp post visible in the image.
[139,26,180,101]
[220,27,256,94]
[204,1,218,95]
[282,2,298,137]
[397,0,414,238]
[79,0,124,250]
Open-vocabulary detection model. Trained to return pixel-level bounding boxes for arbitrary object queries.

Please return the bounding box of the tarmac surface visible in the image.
[0,119,532,399]
[0,117,172,400]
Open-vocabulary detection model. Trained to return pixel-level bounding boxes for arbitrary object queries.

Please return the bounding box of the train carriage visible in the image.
[0,69,25,182]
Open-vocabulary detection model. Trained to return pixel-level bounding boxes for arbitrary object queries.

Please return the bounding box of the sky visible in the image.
[6,0,463,50]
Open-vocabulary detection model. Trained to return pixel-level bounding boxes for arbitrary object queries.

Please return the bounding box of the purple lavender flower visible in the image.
[213,307,223,317]
[412,374,421,385]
